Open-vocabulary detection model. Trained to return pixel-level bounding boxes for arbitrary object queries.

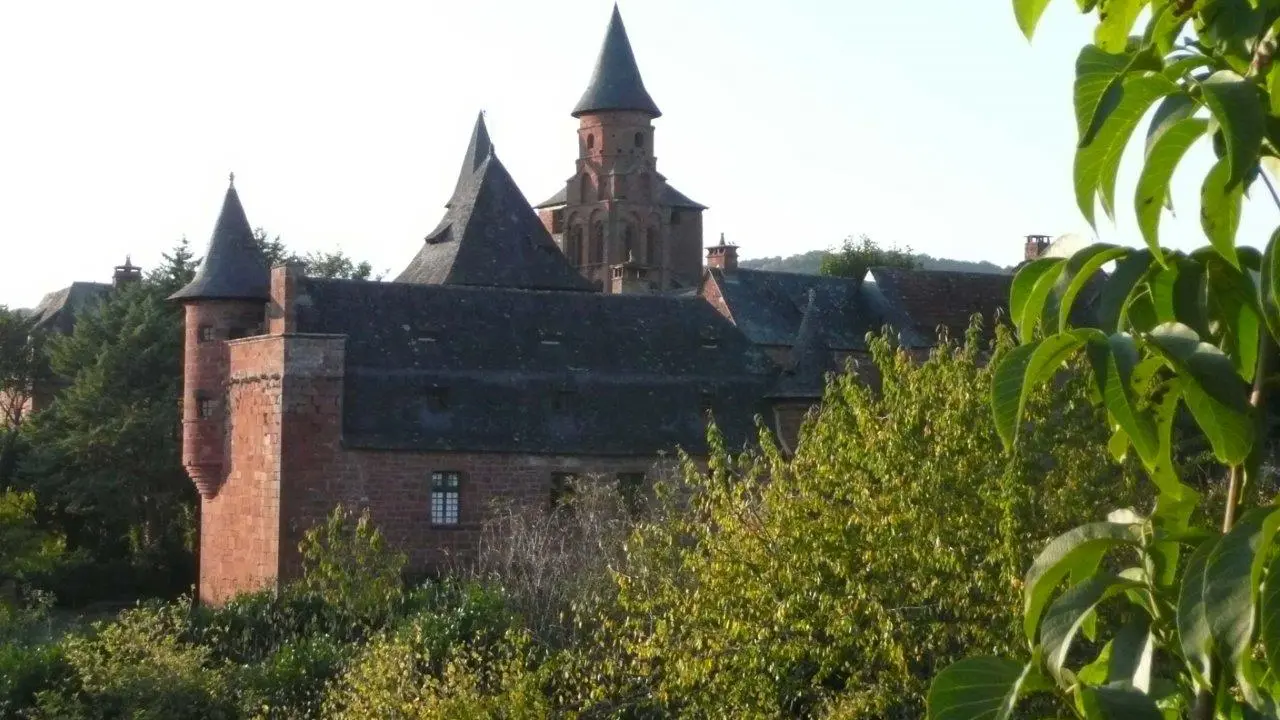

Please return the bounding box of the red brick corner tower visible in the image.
[169,174,270,500]
[535,4,706,292]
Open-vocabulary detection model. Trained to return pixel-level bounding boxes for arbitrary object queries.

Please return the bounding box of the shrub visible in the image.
[0,641,70,718]
[296,504,406,627]
[231,633,347,720]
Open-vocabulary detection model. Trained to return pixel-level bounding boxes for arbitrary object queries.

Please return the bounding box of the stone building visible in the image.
[168,6,1017,604]
[535,5,706,292]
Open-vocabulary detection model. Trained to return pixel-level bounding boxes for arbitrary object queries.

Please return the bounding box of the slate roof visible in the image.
[704,267,920,351]
[397,150,594,292]
[295,277,777,455]
[447,112,492,209]
[170,178,271,302]
[534,183,706,211]
[771,289,837,399]
[572,5,662,118]
[27,282,112,335]
[867,267,1012,343]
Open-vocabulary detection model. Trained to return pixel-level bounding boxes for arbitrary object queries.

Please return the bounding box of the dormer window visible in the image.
[425,387,450,413]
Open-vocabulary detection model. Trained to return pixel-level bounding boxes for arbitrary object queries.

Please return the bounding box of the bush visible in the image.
[0,641,71,718]
[296,504,406,627]
[230,633,347,720]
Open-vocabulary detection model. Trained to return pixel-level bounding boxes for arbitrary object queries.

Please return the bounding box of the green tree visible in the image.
[572,326,1139,718]
[819,234,918,279]
[254,229,378,280]
[0,308,46,486]
[930,2,1280,718]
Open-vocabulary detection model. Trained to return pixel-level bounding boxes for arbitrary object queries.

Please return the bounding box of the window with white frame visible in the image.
[430,471,461,525]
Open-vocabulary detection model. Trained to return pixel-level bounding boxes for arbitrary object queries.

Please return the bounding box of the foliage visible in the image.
[929,2,1280,718]
[296,505,407,626]
[254,229,380,280]
[819,234,920,279]
[0,306,45,486]
[741,246,1009,276]
[569,325,1140,718]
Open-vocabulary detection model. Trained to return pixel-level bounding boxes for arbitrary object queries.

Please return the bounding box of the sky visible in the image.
[2,0,1278,308]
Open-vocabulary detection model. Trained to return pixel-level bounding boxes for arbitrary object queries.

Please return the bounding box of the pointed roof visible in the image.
[572,5,662,118]
[397,150,594,292]
[447,112,493,208]
[771,289,837,399]
[169,175,270,302]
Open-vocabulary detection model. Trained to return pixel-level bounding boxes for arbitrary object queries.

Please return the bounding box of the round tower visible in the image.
[169,174,270,499]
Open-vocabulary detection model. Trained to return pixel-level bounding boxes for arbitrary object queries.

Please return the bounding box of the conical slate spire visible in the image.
[398,142,593,292]
[572,5,661,118]
[447,112,494,208]
[169,175,270,302]
[773,288,836,398]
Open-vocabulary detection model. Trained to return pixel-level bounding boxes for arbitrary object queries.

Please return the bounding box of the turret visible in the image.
[169,174,270,499]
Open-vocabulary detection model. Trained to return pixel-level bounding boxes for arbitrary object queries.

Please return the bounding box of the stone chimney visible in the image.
[706,233,738,271]
[112,256,142,288]
[1024,234,1052,262]
[610,252,650,294]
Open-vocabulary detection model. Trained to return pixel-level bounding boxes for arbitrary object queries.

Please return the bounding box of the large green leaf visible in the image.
[1014,0,1056,40]
[1204,507,1280,675]
[1201,158,1244,268]
[1011,258,1067,342]
[1177,538,1216,682]
[1095,0,1149,51]
[1199,70,1265,190]
[1078,683,1165,720]
[1096,249,1158,330]
[1261,227,1280,342]
[1149,0,1191,55]
[1260,550,1280,680]
[1087,332,1160,466]
[1023,520,1144,643]
[1146,322,1253,464]
[1075,45,1137,146]
[1170,256,1210,339]
[1042,573,1144,684]
[1136,118,1210,254]
[1058,244,1130,332]
[1205,256,1262,381]
[1107,615,1155,690]
[1075,72,1180,226]
[992,333,1087,448]
[927,657,1038,720]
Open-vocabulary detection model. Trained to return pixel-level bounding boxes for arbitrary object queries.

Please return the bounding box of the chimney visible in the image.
[706,233,739,271]
[610,252,651,294]
[112,256,142,288]
[1024,234,1052,262]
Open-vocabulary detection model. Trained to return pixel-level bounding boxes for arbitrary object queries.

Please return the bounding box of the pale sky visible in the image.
[2,0,1277,308]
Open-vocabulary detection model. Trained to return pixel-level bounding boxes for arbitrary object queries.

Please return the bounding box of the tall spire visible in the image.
[447,111,494,208]
[572,5,661,118]
[169,175,270,301]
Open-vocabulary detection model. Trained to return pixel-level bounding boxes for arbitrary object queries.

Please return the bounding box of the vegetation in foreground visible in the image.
[2,324,1148,718]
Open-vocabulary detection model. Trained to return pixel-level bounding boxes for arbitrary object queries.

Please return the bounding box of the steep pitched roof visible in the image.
[771,289,837,398]
[447,112,493,208]
[397,152,593,291]
[27,282,112,335]
[704,267,917,350]
[169,177,271,302]
[866,267,1012,343]
[295,277,776,455]
[572,5,662,118]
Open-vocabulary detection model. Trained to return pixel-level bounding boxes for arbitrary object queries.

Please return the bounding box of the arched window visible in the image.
[615,175,627,200]
[623,224,635,260]
[646,227,659,265]
[640,173,652,202]
[567,226,584,266]
[634,132,644,149]
[587,133,595,150]
[591,222,605,264]
[596,174,608,201]
[579,174,590,204]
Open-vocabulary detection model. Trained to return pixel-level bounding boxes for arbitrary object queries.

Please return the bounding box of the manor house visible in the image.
[169,6,1012,604]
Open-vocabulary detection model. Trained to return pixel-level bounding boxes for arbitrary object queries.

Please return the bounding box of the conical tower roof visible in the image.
[397,142,593,292]
[170,175,270,302]
[572,5,661,118]
[772,288,836,398]
[447,112,493,208]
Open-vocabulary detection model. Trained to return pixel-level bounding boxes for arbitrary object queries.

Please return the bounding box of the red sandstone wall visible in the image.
[200,335,285,605]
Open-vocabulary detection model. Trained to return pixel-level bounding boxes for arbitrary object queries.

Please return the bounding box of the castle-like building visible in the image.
[168,6,1012,604]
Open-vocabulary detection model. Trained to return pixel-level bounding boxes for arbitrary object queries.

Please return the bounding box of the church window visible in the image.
[198,325,216,343]
[567,226,584,265]
[430,471,461,525]
[671,210,682,226]
[597,174,608,201]
[551,208,565,233]
[591,222,604,263]
[579,174,591,204]
[645,227,658,264]
[634,132,644,148]
[586,133,595,150]
[615,175,626,199]
[640,173,652,201]
[623,225,635,258]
